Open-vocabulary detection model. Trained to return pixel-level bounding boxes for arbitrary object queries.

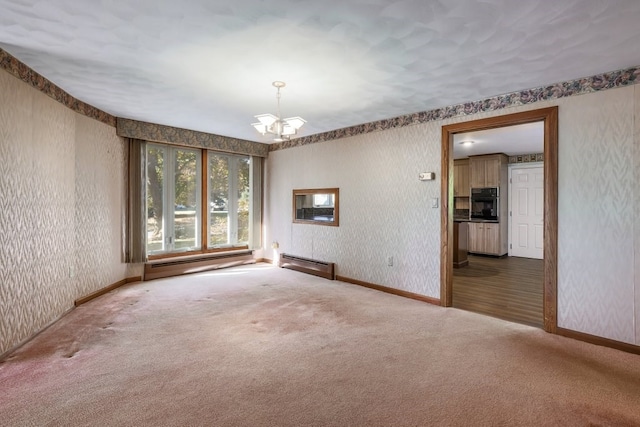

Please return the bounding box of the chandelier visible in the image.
[252,81,306,142]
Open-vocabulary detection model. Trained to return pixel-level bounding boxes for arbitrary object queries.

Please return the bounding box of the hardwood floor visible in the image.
[452,255,543,328]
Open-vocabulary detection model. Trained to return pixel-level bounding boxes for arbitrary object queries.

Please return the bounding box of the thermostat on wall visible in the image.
[419,172,435,181]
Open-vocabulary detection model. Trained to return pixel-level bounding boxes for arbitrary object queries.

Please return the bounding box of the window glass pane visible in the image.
[143,144,254,256]
[173,149,200,251]
[146,145,201,255]
[146,146,165,253]
[208,154,229,246]
[207,153,250,247]
[236,157,251,244]
[313,194,334,207]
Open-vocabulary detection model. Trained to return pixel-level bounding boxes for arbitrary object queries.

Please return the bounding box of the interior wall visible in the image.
[556,86,635,344]
[0,69,128,356]
[73,114,129,296]
[635,85,640,346]
[266,124,442,298]
[265,85,640,345]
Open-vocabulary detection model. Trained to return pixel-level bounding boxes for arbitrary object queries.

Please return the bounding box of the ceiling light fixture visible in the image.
[460,140,475,146]
[252,81,306,142]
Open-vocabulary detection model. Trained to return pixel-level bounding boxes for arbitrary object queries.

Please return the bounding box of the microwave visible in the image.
[470,187,499,221]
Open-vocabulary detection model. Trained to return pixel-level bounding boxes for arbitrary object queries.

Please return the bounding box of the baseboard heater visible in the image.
[144,250,254,281]
[279,253,335,280]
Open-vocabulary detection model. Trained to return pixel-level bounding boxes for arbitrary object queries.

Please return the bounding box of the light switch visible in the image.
[431,198,439,208]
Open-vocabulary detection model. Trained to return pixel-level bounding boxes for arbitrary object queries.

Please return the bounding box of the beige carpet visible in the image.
[1,263,640,426]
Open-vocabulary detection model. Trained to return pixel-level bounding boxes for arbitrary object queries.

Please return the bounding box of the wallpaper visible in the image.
[73,115,129,298]
[266,86,640,346]
[266,124,442,299]
[0,48,266,159]
[556,87,635,344]
[270,65,640,152]
[509,153,544,164]
[0,70,75,356]
[2,46,640,351]
[0,70,128,356]
[0,48,116,127]
[635,86,640,346]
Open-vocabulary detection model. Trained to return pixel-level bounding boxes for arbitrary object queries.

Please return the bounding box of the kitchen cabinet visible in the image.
[469,154,508,188]
[468,222,504,256]
[454,159,470,213]
[467,154,508,256]
[453,159,470,197]
[453,221,469,268]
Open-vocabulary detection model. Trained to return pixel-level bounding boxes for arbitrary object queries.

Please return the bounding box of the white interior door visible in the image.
[509,165,544,259]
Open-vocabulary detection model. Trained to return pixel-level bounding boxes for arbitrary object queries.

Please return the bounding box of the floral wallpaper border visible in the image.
[0,47,116,127]
[270,65,640,152]
[117,118,269,158]
[4,45,638,157]
[509,153,544,164]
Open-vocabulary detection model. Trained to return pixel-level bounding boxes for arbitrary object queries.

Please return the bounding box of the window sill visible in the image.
[147,246,250,262]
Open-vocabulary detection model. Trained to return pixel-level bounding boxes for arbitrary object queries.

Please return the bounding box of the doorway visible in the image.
[440,107,558,333]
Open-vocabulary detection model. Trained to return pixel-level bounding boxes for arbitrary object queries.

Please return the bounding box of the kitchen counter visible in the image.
[457,218,502,224]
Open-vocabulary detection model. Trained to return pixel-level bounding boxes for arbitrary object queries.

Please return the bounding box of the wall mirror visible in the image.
[293,188,339,226]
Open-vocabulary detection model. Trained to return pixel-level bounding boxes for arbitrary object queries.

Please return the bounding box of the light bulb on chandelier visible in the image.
[252,81,306,142]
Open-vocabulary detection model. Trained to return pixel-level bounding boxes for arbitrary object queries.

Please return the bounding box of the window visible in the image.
[145,144,259,257]
[146,144,201,254]
[293,188,339,226]
[207,153,250,248]
[313,193,334,208]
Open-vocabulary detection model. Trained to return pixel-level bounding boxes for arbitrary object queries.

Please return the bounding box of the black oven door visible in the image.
[470,188,499,221]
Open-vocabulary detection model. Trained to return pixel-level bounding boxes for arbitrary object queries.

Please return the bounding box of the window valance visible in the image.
[117,118,269,158]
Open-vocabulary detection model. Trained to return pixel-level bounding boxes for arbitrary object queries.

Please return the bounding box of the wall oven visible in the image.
[470,187,499,221]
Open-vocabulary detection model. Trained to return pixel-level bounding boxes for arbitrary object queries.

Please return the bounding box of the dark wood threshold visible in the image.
[556,327,640,356]
[336,275,440,306]
[74,276,142,307]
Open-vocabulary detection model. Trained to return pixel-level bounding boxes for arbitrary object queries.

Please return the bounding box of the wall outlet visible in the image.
[388,256,394,267]
[271,241,279,249]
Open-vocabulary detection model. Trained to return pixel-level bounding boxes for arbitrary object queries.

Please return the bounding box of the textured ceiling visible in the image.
[453,122,543,159]
[1,0,639,143]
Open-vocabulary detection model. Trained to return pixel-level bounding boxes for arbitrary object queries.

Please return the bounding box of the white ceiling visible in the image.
[1,0,639,143]
[453,122,544,159]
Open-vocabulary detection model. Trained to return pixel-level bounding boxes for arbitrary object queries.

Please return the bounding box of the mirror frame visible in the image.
[292,188,340,227]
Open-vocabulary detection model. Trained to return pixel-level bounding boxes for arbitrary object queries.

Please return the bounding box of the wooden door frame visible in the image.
[440,107,558,333]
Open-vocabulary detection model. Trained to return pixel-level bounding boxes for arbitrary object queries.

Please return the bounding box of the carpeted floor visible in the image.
[1,263,640,426]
